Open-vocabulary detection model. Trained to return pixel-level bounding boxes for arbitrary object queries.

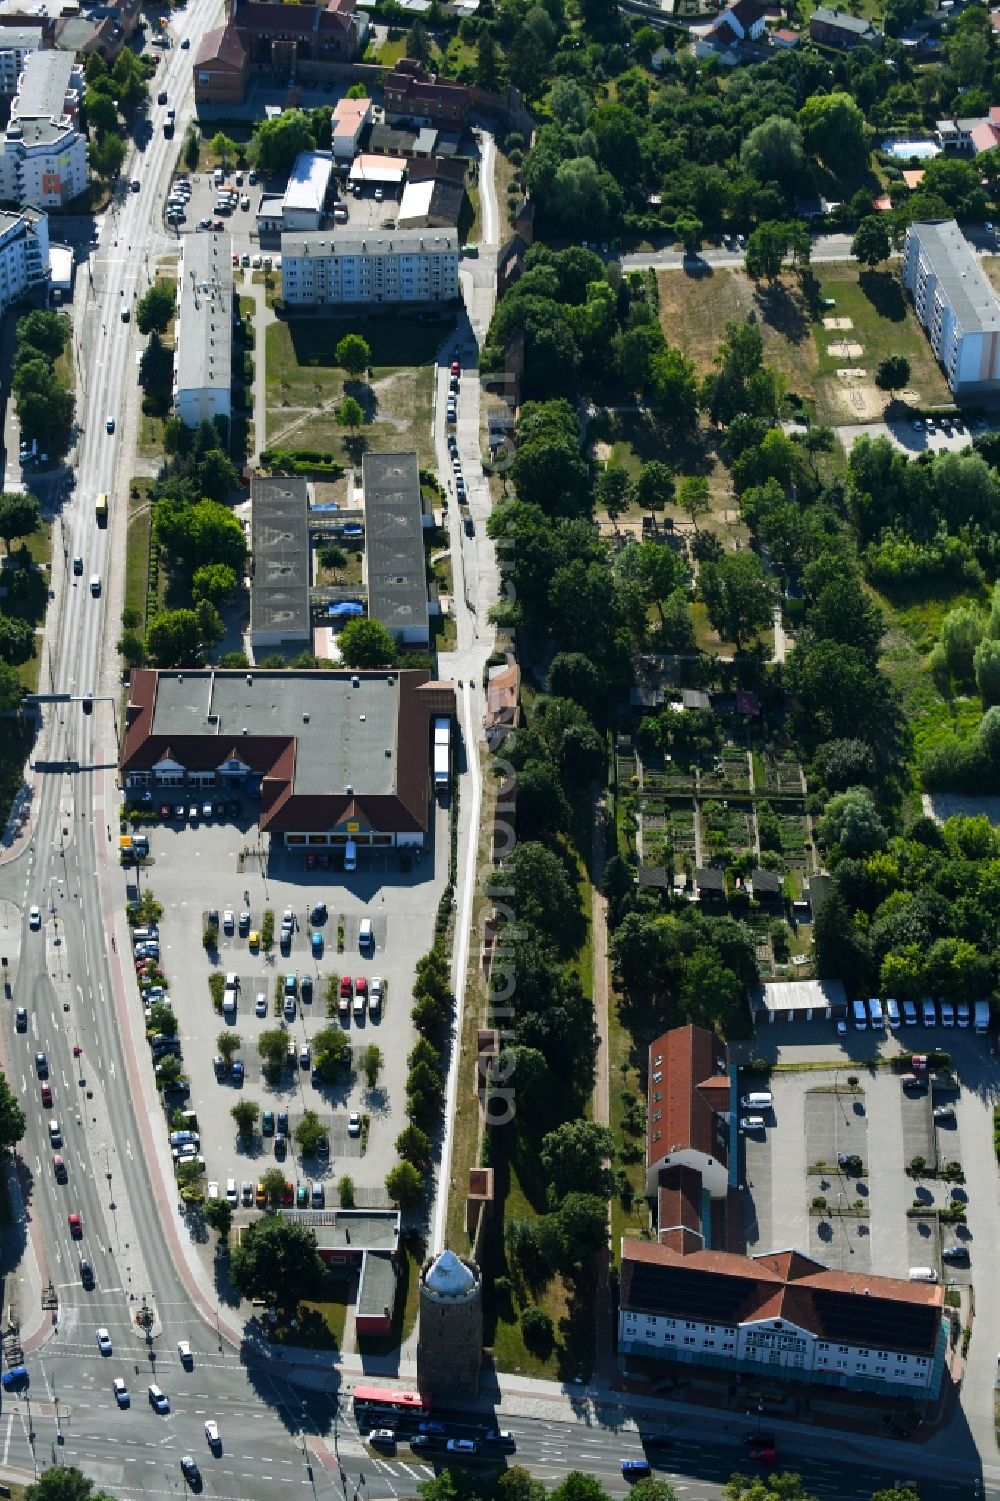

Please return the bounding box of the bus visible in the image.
[95,493,108,524]
[352,1386,432,1425]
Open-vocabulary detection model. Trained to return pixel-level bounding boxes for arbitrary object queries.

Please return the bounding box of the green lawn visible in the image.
[125,479,155,632]
[811,264,951,421]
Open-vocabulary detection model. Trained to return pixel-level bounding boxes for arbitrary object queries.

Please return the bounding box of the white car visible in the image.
[96,1327,113,1356]
[28,905,40,929]
[348,1111,362,1136]
[283,996,296,1020]
[370,976,384,1003]
[222,910,234,933]
[205,1419,221,1448]
[177,1340,193,1367]
[255,993,267,1017]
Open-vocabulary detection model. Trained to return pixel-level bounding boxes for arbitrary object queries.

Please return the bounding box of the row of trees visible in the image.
[14,311,74,460]
[385,941,455,1209]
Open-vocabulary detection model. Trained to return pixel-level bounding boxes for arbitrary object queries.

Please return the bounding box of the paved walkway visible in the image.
[238,271,276,465]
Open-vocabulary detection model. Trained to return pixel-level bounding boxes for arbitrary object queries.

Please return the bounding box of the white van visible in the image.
[908,1266,939,1283]
[740,1091,773,1110]
[344,839,357,872]
[940,1001,955,1027]
[222,987,237,1015]
[885,998,901,1029]
[923,998,937,1026]
[868,996,884,1029]
[956,1000,970,1028]
[902,1000,918,1026]
[225,1179,237,1205]
[852,999,868,1030]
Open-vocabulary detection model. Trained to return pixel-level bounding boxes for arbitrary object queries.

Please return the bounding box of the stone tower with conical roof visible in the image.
[416,1249,483,1398]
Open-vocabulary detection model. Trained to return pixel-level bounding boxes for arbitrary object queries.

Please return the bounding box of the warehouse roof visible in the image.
[250,475,311,644]
[174,231,233,402]
[362,451,429,642]
[283,150,334,215]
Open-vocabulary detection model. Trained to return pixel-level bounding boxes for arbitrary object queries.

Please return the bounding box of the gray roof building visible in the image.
[250,475,311,652]
[13,47,76,119]
[362,451,430,645]
[173,229,233,427]
[903,219,1000,393]
[281,226,457,259]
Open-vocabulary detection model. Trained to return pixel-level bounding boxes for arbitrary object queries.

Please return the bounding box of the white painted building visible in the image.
[0,51,86,208]
[331,95,370,162]
[619,1243,947,1400]
[173,230,233,428]
[904,218,1000,394]
[0,203,48,310]
[0,27,43,97]
[280,227,458,306]
[281,150,334,232]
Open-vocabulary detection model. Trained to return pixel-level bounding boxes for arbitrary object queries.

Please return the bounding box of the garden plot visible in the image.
[700,746,751,796]
[699,798,755,860]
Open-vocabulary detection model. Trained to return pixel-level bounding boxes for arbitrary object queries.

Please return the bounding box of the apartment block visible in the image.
[173,230,233,428]
[0,203,48,310]
[280,227,458,306]
[0,50,86,208]
[903,218,1000,394]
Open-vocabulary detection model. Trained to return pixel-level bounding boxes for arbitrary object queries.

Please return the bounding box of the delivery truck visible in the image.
[433,715,450,794]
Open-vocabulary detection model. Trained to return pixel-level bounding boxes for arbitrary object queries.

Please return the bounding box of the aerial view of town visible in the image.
[0,0,995,1497]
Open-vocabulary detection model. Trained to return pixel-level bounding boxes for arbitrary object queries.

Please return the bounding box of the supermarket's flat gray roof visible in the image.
[910,218,1000,334]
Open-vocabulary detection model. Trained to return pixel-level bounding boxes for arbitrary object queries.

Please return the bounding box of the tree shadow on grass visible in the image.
[859,269,907,322]
[753,280,810,346]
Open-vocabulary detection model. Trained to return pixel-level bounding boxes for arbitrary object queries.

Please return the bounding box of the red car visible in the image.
[747,1447,777,1464]
[355,975,368,996]
[68,1213,82,1238]
[281,1181,294,1205]
[450,359,460,376]
[340,976,352,999]
[40,1084,52,1107]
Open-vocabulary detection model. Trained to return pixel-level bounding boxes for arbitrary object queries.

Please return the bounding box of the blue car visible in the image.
[231,1059,244,1084]
[621,1461,650,1480]
[311,931,323,957]
[418,1421,447,1435]
[2,1367,28,1392]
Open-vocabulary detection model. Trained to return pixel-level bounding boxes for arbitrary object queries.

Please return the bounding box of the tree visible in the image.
[231,1098,259,1140]
[311,1026,351,1082]
[204,1197,233,1241]
[210,132,238,167]
[675,214,703,253]
[261,1166,286,1210]
[0,616,35,667]
[935,605,983,682]
[677,475,711,533]
[153,497,247,572]
[724,1476,819,1500]
[740,115,804,188]
[17,311,69,361]
[817,788,888,858]
[136,282,175,336]
[874,355,910,392]
[336,334,371,378]
[192,562,237,608]
[294,1109,326,1157]
[0,1071,25,1150]
[336,617,397,668]
[628,1482,678,1501]
[798,92,869,177]
[253,110,316,175]
[363,1044,383,1087]
[648,344,699,437]
[395,1123,431,1169]
[257,1028,288,1075]
[851,216,891,269]
[147,1002,177,1037]
[406,17,431,62]
[0,491,38,555]
[491,842,579,948]
[336,395,365,433]
[594,464,632,525]
[27,1469,116,1501]
[386,1159,424,1208]
[974,636,1000,701]
[155,1054,183,1088]
[520,1305,554,1353]
[88,132,126,180]
[495,1469,547,1501]
[540,1119,615,1203]
[698,552,776,649]
[176,1159,205,1206]
[744,223,789,282]
[634,461,675,513]
[197,449,239,503]
[556,1192,609,1265]
[0,661,20,713]
[145,608,205,667]
[216,1028,241,1061]
[230,1215,326,1311]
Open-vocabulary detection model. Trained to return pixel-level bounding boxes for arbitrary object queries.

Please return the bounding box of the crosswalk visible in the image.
[371,1460,435,1480]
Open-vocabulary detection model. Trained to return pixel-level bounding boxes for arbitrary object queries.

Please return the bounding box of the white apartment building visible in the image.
[0,50,86,208]
[281,150,334,232]
[903,218,1000,395]
[0,27,44,97]
[280,228,459,307]
[619,1242,947,1400]
[0,204,48,311]
[173,230,233,428]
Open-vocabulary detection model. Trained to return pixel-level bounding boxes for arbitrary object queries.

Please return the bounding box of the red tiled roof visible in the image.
[194,22,246,68]
[657,1165,704,1252]
[620,1240,944,1352]
[647,1024,728,1169]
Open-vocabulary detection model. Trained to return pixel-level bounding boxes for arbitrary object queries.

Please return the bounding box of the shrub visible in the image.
[520,1305,554,1354]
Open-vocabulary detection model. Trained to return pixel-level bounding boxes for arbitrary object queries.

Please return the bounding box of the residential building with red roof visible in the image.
[383,60,469,127]
[226,0,366,79]
[619,1240,947,1399]
[192,24,248,106]
[645,1024,732,1199]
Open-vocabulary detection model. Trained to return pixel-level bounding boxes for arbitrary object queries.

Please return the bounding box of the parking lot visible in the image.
[740,1026,989,1288]
[162,169,401,254]
[124,789,448,1212]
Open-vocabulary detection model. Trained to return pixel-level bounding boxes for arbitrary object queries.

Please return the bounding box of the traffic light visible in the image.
[81,696,93,715]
